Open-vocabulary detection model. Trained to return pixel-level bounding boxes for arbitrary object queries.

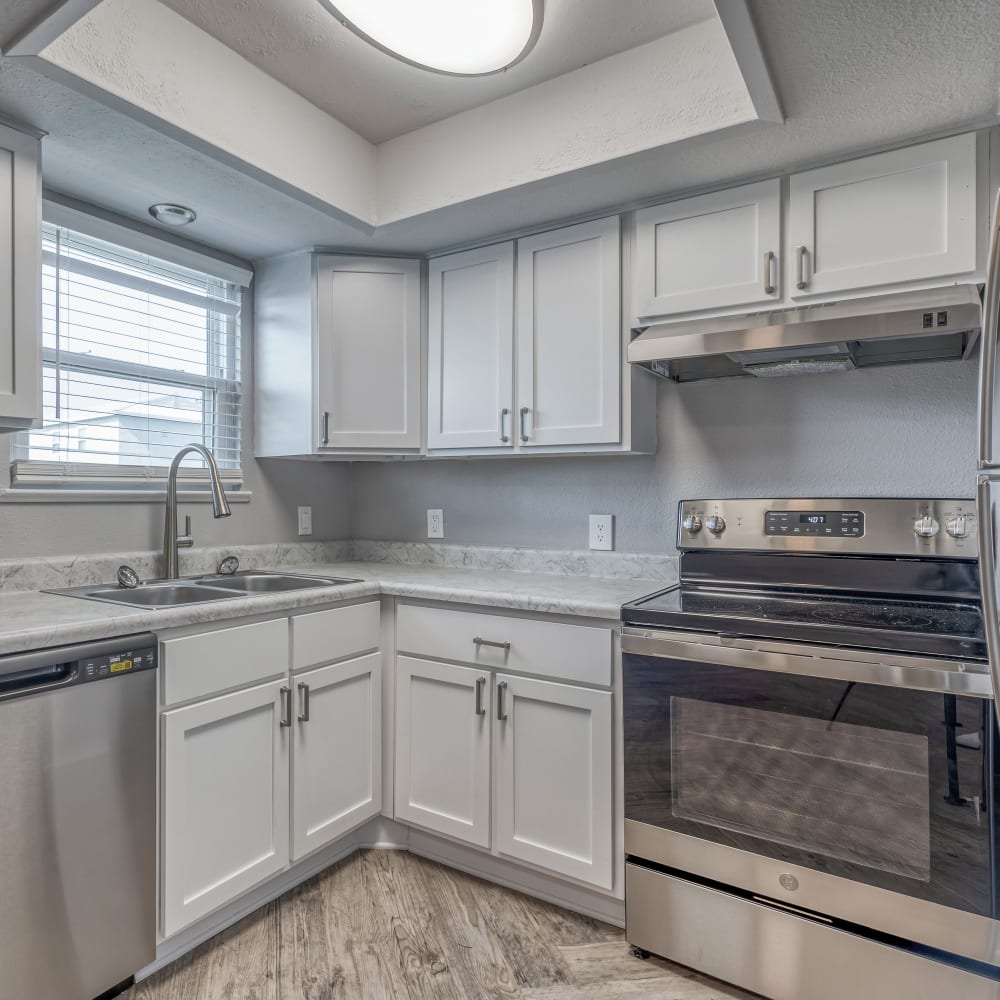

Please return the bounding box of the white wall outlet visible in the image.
[297,505,313,536]
[589,514,614,551]
[427,508,444,539]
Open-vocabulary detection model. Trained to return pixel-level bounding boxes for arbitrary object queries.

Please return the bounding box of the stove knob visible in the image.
[682,514,703,533]
[913,515,940,538]
[945,515,968,538]
[705,515,726,535]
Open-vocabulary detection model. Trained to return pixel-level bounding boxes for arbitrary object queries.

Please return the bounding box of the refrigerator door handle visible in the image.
[977,188,1000,467]
[976,474,1000,702]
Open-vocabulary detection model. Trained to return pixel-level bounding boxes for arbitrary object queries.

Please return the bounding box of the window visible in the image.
[11,220,246,489]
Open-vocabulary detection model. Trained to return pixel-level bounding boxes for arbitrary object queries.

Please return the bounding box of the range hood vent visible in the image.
[628,285,982,383]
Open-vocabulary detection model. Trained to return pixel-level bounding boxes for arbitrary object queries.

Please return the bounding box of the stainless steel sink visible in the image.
[49,571,361,608]
[59,583,238,608]
[193,571,360,593]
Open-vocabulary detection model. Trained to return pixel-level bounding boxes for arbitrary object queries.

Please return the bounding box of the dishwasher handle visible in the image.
[0,661,76,697]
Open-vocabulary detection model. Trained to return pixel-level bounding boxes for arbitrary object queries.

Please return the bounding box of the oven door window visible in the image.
[624,654,995,917]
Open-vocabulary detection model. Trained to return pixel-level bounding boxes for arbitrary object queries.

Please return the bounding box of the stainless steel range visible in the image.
[621,498,1000,1000]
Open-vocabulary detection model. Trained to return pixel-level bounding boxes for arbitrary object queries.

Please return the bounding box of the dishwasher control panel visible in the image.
[79,641,157,683]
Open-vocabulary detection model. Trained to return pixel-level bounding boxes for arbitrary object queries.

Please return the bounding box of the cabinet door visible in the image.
[0,123,41,429]
[516,217,621,447]
[634,179,781,319]
[495,674,613,890]
[291,653,382,861]
[395,656,491,847]
[788,133,977,298]
[315,255,421,450]
[428,243,514,450]
[162,680,290,937]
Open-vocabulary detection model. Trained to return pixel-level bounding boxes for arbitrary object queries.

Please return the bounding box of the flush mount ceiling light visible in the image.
[148,203,197,227]
[319,0,543,76]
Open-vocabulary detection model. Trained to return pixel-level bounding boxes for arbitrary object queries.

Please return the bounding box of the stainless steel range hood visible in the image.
[628,285,982,382]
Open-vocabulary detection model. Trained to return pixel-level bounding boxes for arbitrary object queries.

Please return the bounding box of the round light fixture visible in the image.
[148,203,197,227]
[319,0,543,77]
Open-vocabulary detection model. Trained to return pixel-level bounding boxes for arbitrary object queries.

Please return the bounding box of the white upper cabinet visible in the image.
[516,216,621,447]
[634,179,781,320]
[0,122,41,430]
[788,133,978,298]
[427,243,514,450]
[291,652,382,862]
[315,255,422,450]
[254,252,421,457]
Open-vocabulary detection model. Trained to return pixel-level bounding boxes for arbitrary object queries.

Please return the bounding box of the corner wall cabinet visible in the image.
[0,120,41,430]
[255,253,422,457]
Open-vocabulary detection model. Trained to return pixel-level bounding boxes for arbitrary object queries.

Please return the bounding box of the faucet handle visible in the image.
[178,514,194,549]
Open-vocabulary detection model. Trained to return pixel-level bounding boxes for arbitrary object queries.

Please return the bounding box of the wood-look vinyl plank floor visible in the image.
[126,849,759,1000]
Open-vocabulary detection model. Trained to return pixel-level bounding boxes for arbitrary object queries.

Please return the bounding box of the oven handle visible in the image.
[621,627,993,697]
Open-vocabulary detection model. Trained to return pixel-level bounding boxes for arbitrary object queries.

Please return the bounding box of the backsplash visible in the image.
[0,539,678,593]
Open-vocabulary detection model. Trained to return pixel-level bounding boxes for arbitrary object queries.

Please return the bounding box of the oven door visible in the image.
[622,627,999,964]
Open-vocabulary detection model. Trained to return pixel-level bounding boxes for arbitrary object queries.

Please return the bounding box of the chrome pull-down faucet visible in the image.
[162,444,232,579]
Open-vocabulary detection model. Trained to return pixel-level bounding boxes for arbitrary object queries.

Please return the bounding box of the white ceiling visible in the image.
[160,0,715,142]
[0,0,999,263]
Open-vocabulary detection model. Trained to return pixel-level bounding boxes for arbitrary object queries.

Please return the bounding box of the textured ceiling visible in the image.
[160,0,715,142]
[0,0,61,47]
[1,0,999,263]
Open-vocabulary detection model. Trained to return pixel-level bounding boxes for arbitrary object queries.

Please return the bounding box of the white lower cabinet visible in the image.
[394,656,492,847]
[292,653,382,861]
[495,674,613,890]
[162,679,290,937]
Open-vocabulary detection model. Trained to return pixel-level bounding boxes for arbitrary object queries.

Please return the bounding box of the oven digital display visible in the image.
[765,510,864,537]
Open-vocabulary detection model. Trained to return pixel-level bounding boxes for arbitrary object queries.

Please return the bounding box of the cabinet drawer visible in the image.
[292,601,380,671]
[162,619,288,706]
[396,604,612,686]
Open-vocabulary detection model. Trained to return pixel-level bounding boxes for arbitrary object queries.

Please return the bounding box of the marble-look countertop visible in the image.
[0,560,670,657]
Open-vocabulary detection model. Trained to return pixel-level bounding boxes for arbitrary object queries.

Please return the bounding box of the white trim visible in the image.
[713,0,784,124]
[42,196,253,288]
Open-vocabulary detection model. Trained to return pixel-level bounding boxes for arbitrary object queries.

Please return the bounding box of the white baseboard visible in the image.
[142,815,621,982]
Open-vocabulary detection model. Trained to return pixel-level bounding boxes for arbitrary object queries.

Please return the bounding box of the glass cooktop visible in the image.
[622,586,986,661]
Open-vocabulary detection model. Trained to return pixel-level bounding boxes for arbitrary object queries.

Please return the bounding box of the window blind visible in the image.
[11,222,245,488]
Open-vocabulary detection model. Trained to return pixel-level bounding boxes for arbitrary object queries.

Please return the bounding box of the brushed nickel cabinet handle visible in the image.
[763,250,776,295]
[473,636,510,652]
[321,411,330,446]
[497,680,508,722]
[519,406,529,443]
[474,676,487,716]
[279,686,292,728]
[499,407,510,443]
[795,245,808,290]
[297,681,310,723]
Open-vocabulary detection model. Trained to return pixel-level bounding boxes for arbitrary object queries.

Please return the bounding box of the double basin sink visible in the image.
[51,571,362,609]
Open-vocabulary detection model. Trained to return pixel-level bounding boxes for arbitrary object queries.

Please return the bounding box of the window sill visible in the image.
[0,488,253,505]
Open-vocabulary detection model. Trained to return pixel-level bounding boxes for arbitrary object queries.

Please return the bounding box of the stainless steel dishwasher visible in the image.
[0,634,157,1000]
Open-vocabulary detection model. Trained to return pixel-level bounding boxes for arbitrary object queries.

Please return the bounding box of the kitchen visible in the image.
[0,1,997,999]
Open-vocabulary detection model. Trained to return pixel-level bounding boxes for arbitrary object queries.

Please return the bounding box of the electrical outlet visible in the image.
[297,506,313,536]
[589,514,614,551]
[427,508,444,539]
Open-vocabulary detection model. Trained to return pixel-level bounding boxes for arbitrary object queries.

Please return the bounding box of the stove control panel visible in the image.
[765,510,863,538]
[678,498,977,559]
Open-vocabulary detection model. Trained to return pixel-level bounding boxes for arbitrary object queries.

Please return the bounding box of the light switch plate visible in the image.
[297,506,313,536]
[589,514,614,550]
[427,509,444,539]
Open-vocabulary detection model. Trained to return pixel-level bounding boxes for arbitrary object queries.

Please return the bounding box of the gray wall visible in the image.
[351,360,978,554]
